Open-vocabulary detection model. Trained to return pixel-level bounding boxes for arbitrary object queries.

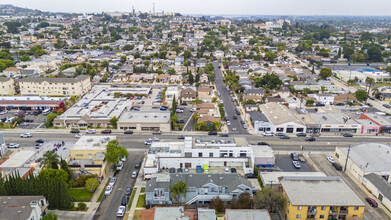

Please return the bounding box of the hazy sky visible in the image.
[2,0,391,16]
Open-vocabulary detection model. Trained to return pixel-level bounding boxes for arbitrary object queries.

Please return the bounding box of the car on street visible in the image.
[0,110,7,115]
[126,187,133,196]
[243,124,247,129]
[343,133,353,137]
[280,135,290,139]
[131,170,138,178]
[101,129,112,134]
[366,197,378,207]
[86,129,96,134]
[124,130,134,134]
[367,103,373,107]
[178,135,185,139]
[70,130,80,133]
[327,157,335,163]
[208,131,217,135]
[20,133,32,138]
[262,132,274,136]
[8,143,20,148]
[190,108,196,112]
[169,168,175,173]
[117,161,124,171]
[176,120,185,124]
[245,173,258,179]
[144,140,153,145]
[75,134,84,138]
[275,133,285,136]
[219,100,224,104]
[383,104,391,108]
[219,133,229,137]
[305,137,316,141]
[117,206,125,217]
[177,168,183,173]
[332,162,343,171]
[104,185,113,196]
[121,156,127,162]
[149,137,159,141]
[224,167,230,174]
[20,122,29,126]
[108,177,117,187]
[257,142,269,145]
[291,153,299,161]
[226,121,231,126]
[135,161,142,169]
[184,168,189,173]
[231,168,237,173]
[296,133,306,137]
[233,115,237,120]
[176,109,184,113]
[292,161,301,169]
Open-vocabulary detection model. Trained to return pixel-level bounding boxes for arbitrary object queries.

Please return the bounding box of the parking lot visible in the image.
[275,154,315,172]
[0,110,47,129]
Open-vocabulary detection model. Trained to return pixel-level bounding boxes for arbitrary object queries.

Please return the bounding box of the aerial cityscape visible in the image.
[0,1,391,220]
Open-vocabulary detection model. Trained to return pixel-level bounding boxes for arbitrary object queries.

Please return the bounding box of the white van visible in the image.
[42,109,51,115]
[117,161,124,171]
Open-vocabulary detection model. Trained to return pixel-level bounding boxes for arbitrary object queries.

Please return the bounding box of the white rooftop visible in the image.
[260,172,326,186]
[338,143,391,172]
[154,207,190,220]
[118,111,170,123]
[225,209,271,220]
[0,150,35,168]
[251,145,274,158]
[281,176,365,206]
[72,135,116,151]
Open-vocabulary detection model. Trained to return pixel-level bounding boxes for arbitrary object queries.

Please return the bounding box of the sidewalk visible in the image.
[127,157,147,220]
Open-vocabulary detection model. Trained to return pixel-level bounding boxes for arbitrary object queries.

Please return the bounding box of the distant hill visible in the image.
[0,4,44,16]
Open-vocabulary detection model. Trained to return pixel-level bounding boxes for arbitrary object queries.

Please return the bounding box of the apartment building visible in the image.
[17,75,91,96]
[0,77,16,95]
[281,176,365,220]
[0,196,48,220]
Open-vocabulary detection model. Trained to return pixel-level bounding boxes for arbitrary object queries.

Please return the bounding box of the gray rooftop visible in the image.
[118,111,170,123]
[309,113,359,125]
[364,173,391,201]
[338,143,391,172]
[226,209,271,220]
[0,196,46,220]
[198,208,217,220]
[17,74,89,83]
[281,176,365,206]
[146,174,253,193]
[154,207,190,220]
[250,111,269,122]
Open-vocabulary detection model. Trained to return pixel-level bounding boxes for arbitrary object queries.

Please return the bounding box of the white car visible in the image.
[0,110,7,115]
[292,161,301,169]
[262,132,273,136]
[144,140,153,145]
[176,109,184,113]
[149,137,159,141]
[104,185,113,196]
[8,143,20,148]
[190,108,196,112]
[226,121,231,126]
[109,177,117,187]
[20,133,32,138]
[117,206,125,217]
[86,129,96,134]
[121,156,127,162]
[327,157,335,163]
[75,134,84,138]
[224,167,230,174]
[220,100,224,104]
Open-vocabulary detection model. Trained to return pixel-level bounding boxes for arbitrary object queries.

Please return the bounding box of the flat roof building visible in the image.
[118,111,171,132]
[225,209,271,220]
[0,196,48,220]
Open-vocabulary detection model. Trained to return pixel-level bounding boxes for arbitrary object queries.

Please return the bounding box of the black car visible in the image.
[24,119,34,123]
[177,168,183,173]
[231,168,237,173]
[245,173,258,179]
[208,131,218,135]
[316,103,325,107]
[335,103,345,106]
[280,135,290,139]
[291,152,299,161]
[368,96,375,100]
[332,163,343,171]
[135,161,141,169]
[305,137,316,142]
[296,133,306,137]
[181,102,188,106]
[169,168,176,173]
[343,133,353,137]
[121,195,128,206]
[124,130,134,134]
[233,115,237,120]
[178,135,185,139]
[70,130,80,133]
[176,120,185,124]
[275,133,285,136]
[367,103,373,107]
[257,142,269,145]
[36,139,45,144]
[219,133,229,137]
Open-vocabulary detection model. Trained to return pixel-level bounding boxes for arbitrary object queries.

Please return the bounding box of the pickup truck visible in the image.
[298,153,306,163]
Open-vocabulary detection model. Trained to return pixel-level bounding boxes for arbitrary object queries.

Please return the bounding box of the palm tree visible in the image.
[41,151,60,169]
[365,77,375,94]
[170,181,187,204]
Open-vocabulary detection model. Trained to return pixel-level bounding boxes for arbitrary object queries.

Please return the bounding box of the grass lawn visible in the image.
[140,187,145,193]
[97,178,111,202]
[68,188,93,202]
[376,83,391,87]
[133,210,143,220]
[127,188,137,211]
[136,194,146,208]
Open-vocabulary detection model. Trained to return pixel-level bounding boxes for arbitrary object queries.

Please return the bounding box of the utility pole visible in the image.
[344,145,351,172]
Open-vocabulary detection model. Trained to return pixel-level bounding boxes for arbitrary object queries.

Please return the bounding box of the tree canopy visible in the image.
[105,140,128,164]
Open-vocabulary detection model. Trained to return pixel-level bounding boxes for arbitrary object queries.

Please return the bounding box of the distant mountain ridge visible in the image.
[0,4,44,16]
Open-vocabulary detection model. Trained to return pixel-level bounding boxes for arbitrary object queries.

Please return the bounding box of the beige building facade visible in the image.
[0,77,16,95]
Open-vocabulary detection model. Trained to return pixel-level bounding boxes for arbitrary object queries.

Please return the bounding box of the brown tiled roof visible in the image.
[197,103,215,109]
[197,115,220,123]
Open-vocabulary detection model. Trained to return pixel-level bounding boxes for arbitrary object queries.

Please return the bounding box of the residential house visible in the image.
[156,74,170,83]
[245,104,259,112]
[169,75,182,83]
[165,86,180,104]
[311,94,334,105]
[200,74,209,83]
[3,67,21,78]
[145,173,254,205]
[281,176,365,220]
[196,103,220,118]
[244,89,265,96]
[0,196,49,220]
[198,87,214,103]
[0,77,16,95]
[180,88,197,103]
[175,56,184,66]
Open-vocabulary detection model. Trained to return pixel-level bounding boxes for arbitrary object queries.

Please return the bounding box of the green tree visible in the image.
[319,67,332,79]
[188,72,194,85]
[367,44,382,62]
[105,140,129,164]
[237,192,253,209]
[253,188,286,213]
[365,77,375,93]
[39,169,68,183]
[170,181,187,204]
[60,159,71,181]
[42,213,58,220]
[211,197,225,212]
[41,152,60,169]
[110,116,118,129]
[44,113,58,127]
[171,95,177,116]
[355,89,368,102]
[253,73,282,90]
[78,202,87,211]
[120,56,126,63]
[85,178,99,192]
[20,55,31,62]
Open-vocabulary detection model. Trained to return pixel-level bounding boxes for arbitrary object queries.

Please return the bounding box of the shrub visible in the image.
[78,202,87,211]
[85,178,99,192]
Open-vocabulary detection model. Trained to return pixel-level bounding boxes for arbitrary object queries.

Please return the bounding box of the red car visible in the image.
[366,197,378,207]
[101,129,112,134]
[129,96,134,100]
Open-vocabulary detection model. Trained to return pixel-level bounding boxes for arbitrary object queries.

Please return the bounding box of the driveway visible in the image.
[275,155,314,172]
[309,154,388,220]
